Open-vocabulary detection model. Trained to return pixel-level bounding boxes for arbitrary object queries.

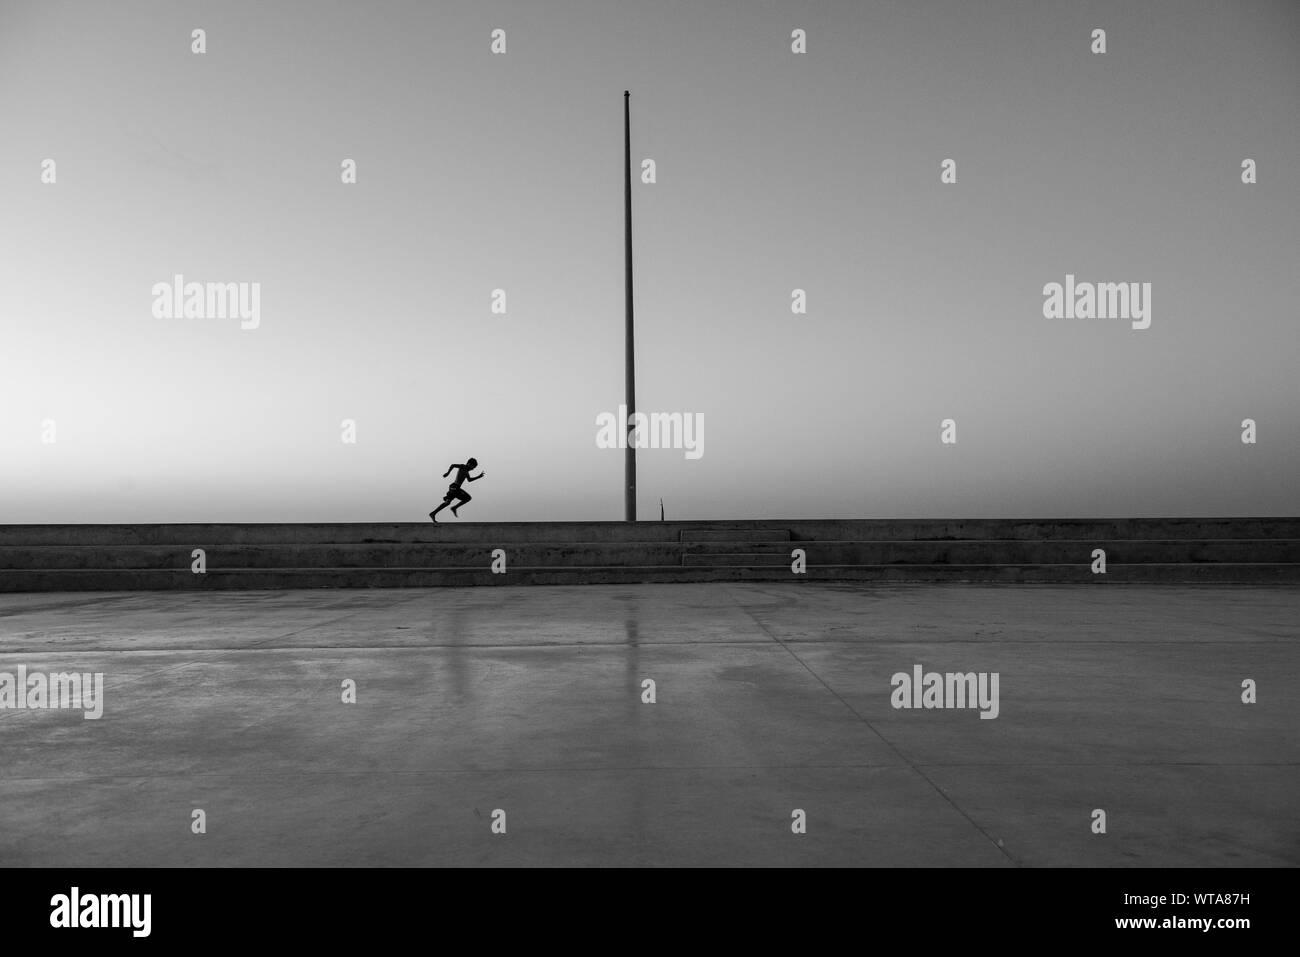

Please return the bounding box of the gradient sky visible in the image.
[1,0,1297,522]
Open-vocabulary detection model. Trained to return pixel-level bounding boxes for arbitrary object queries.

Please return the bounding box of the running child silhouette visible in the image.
[430,458,485,522]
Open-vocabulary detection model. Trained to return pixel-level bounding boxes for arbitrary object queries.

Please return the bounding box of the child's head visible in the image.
[466,457,478,469]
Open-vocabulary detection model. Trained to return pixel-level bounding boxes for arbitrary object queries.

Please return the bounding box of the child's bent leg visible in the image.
[431,491,456,521]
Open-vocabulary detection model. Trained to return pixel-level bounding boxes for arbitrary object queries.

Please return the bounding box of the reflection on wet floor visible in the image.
[0,583,1296,866]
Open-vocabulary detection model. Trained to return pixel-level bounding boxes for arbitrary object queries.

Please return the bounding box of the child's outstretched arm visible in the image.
[469,470,485,481]
[442,464,460,478]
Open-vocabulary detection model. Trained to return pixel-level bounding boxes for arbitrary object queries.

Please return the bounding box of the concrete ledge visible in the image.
[2,563,1299,592]
[4,539,1297,570]
[1,518,1296,590]
[3,517,1300,546]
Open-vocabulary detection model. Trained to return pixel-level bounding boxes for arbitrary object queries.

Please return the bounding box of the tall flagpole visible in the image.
[624,90,637,522]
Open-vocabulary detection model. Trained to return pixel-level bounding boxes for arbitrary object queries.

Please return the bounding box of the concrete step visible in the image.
[681,540,1300,565]
[0,543,686,570]
[1,519,1296,591]
[680,529,792,542]
[4,517,1300,546]
[2,562,1298,591]
[4,539,1294,572]
[683,552,795,566]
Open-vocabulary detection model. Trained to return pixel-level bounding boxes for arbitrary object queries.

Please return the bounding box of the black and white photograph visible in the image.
[0,0,1294,940]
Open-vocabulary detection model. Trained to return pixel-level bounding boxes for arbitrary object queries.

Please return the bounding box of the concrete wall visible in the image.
[3,517,1299,546]
[1,518,1297,590]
